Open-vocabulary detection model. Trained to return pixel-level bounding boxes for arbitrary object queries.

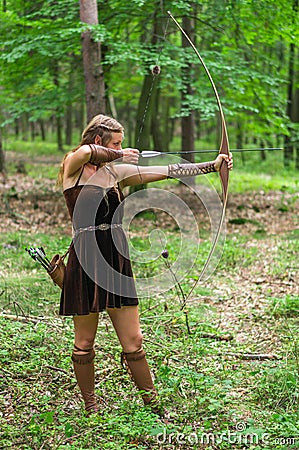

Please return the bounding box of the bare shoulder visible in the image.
[64,146,91,176]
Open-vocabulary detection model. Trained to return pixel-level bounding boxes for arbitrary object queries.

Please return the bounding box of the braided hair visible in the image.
[57,115,124,186]
[81,115,124,146]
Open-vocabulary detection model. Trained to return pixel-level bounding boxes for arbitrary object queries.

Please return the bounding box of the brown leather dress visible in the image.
[59,181,138,316]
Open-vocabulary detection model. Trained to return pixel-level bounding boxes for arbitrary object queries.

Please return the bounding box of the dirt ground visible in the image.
[1,172,298,235]
[1,172,298,355]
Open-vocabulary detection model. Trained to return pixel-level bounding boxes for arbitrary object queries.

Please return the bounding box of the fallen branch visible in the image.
[3,193,32,225]
[199,332,233,341]
[0,313,52,323]
[223,352,281,361]
[44,365,70,376]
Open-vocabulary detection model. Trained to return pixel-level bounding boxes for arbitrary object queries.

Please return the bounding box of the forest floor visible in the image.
[1,167,299,449]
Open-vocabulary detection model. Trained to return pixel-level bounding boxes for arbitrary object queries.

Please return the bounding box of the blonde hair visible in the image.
[57,114,124,185]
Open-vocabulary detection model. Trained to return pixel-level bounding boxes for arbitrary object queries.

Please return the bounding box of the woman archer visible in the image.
[58,114,233,416]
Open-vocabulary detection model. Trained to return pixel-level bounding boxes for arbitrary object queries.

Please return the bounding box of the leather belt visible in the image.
[73,223,122,238]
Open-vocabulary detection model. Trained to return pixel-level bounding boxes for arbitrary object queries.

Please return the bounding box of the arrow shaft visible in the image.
[141,148,282,157]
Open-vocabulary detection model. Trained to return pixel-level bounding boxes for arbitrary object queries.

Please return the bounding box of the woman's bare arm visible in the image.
[115,153,233,188]
[64,146,91,178]
[116,164,168,188]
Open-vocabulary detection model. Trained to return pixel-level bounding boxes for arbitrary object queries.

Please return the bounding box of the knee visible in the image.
[123,331,143,353]
[134,331,143,350]
[74,337,95,352]
[72,347,95,364]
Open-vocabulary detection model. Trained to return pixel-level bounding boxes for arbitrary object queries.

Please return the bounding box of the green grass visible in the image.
[5,137,64,157]
[1,225,299,448]
[4,134,299,193]
[1,142,299,449]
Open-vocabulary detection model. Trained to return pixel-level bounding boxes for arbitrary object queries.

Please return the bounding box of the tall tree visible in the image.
[134,11,162,151]
[0,0,6,172]
[284,41,296,167]
[0,0,83,149]
[282,0,299,167]
[0,128,4,175]
[181,15,196,158]
[180,15,196,186]
[80,0,105,121]
[131,7,164,192]
[1,0,299,165]
[294,47,299,169]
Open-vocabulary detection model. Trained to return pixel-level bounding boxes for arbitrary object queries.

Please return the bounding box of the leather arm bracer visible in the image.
[168,161,216,178]
[89,144,123,165]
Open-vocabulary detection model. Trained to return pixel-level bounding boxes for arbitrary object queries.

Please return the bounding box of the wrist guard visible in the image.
[89,144,123,165]
[168,161,216,178]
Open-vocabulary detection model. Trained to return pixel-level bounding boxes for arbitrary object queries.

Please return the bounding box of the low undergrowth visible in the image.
[1,151,299,449]
[1,221,299,449]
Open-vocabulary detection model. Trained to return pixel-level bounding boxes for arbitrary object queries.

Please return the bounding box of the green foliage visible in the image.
[1,174,299,448]
[253,365,299,410]
[228,151,299,193]
[5,137,60,156]
[1,0,298,159]
[1,0,299,443]
[267,295,299,318]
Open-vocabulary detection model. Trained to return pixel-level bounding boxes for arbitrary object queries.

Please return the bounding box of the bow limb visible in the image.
[168,11,229,196]
[219,115,229,207]
[168,11,230,288]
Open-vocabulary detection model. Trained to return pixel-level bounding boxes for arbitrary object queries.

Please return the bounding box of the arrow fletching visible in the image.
[26,247,54,272]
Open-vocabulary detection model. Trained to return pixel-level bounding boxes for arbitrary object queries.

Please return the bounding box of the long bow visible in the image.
[168,11,230,293]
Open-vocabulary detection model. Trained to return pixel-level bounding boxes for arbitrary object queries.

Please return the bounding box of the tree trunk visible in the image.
[30,122,35,141]
[135,73,155,151]
[284,41,295,167]
[151,88,164,151]
[39,120,46,140]
[74,99,85,141]
[65,106,72,146]
[21,114,29,141]
[134,11,162,151]
[284,0,298,167]
[181,16,195,186]
[236,121,245,165]
[80,0,106,121]
[56,116,64,151]
[131,10,163,193]
[163,97,171,152]
[293,48,299,169]
[0,128,5,173]
[126,100,133,147]
[65,58,76,146]
[53,62,64,151]
[131,73,153,192]
[15,119,19,137]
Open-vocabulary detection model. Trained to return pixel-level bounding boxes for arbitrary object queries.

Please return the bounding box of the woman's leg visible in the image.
[107,306,158,407]
[72,313,99,413]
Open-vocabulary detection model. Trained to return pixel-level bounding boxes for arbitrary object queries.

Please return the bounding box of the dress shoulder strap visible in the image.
[74,166,85,187]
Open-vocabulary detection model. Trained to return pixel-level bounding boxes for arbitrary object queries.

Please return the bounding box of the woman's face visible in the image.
[102,132,124,150]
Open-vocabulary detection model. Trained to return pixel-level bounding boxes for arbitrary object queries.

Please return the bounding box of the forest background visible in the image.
[0,0,299,449]
[0,0,299,161]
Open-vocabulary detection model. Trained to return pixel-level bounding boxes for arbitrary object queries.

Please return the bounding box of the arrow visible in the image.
[140,148,283,158]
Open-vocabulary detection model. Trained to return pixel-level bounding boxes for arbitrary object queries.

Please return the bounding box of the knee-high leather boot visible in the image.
[72,345,98,414]
[121,347,160,410]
